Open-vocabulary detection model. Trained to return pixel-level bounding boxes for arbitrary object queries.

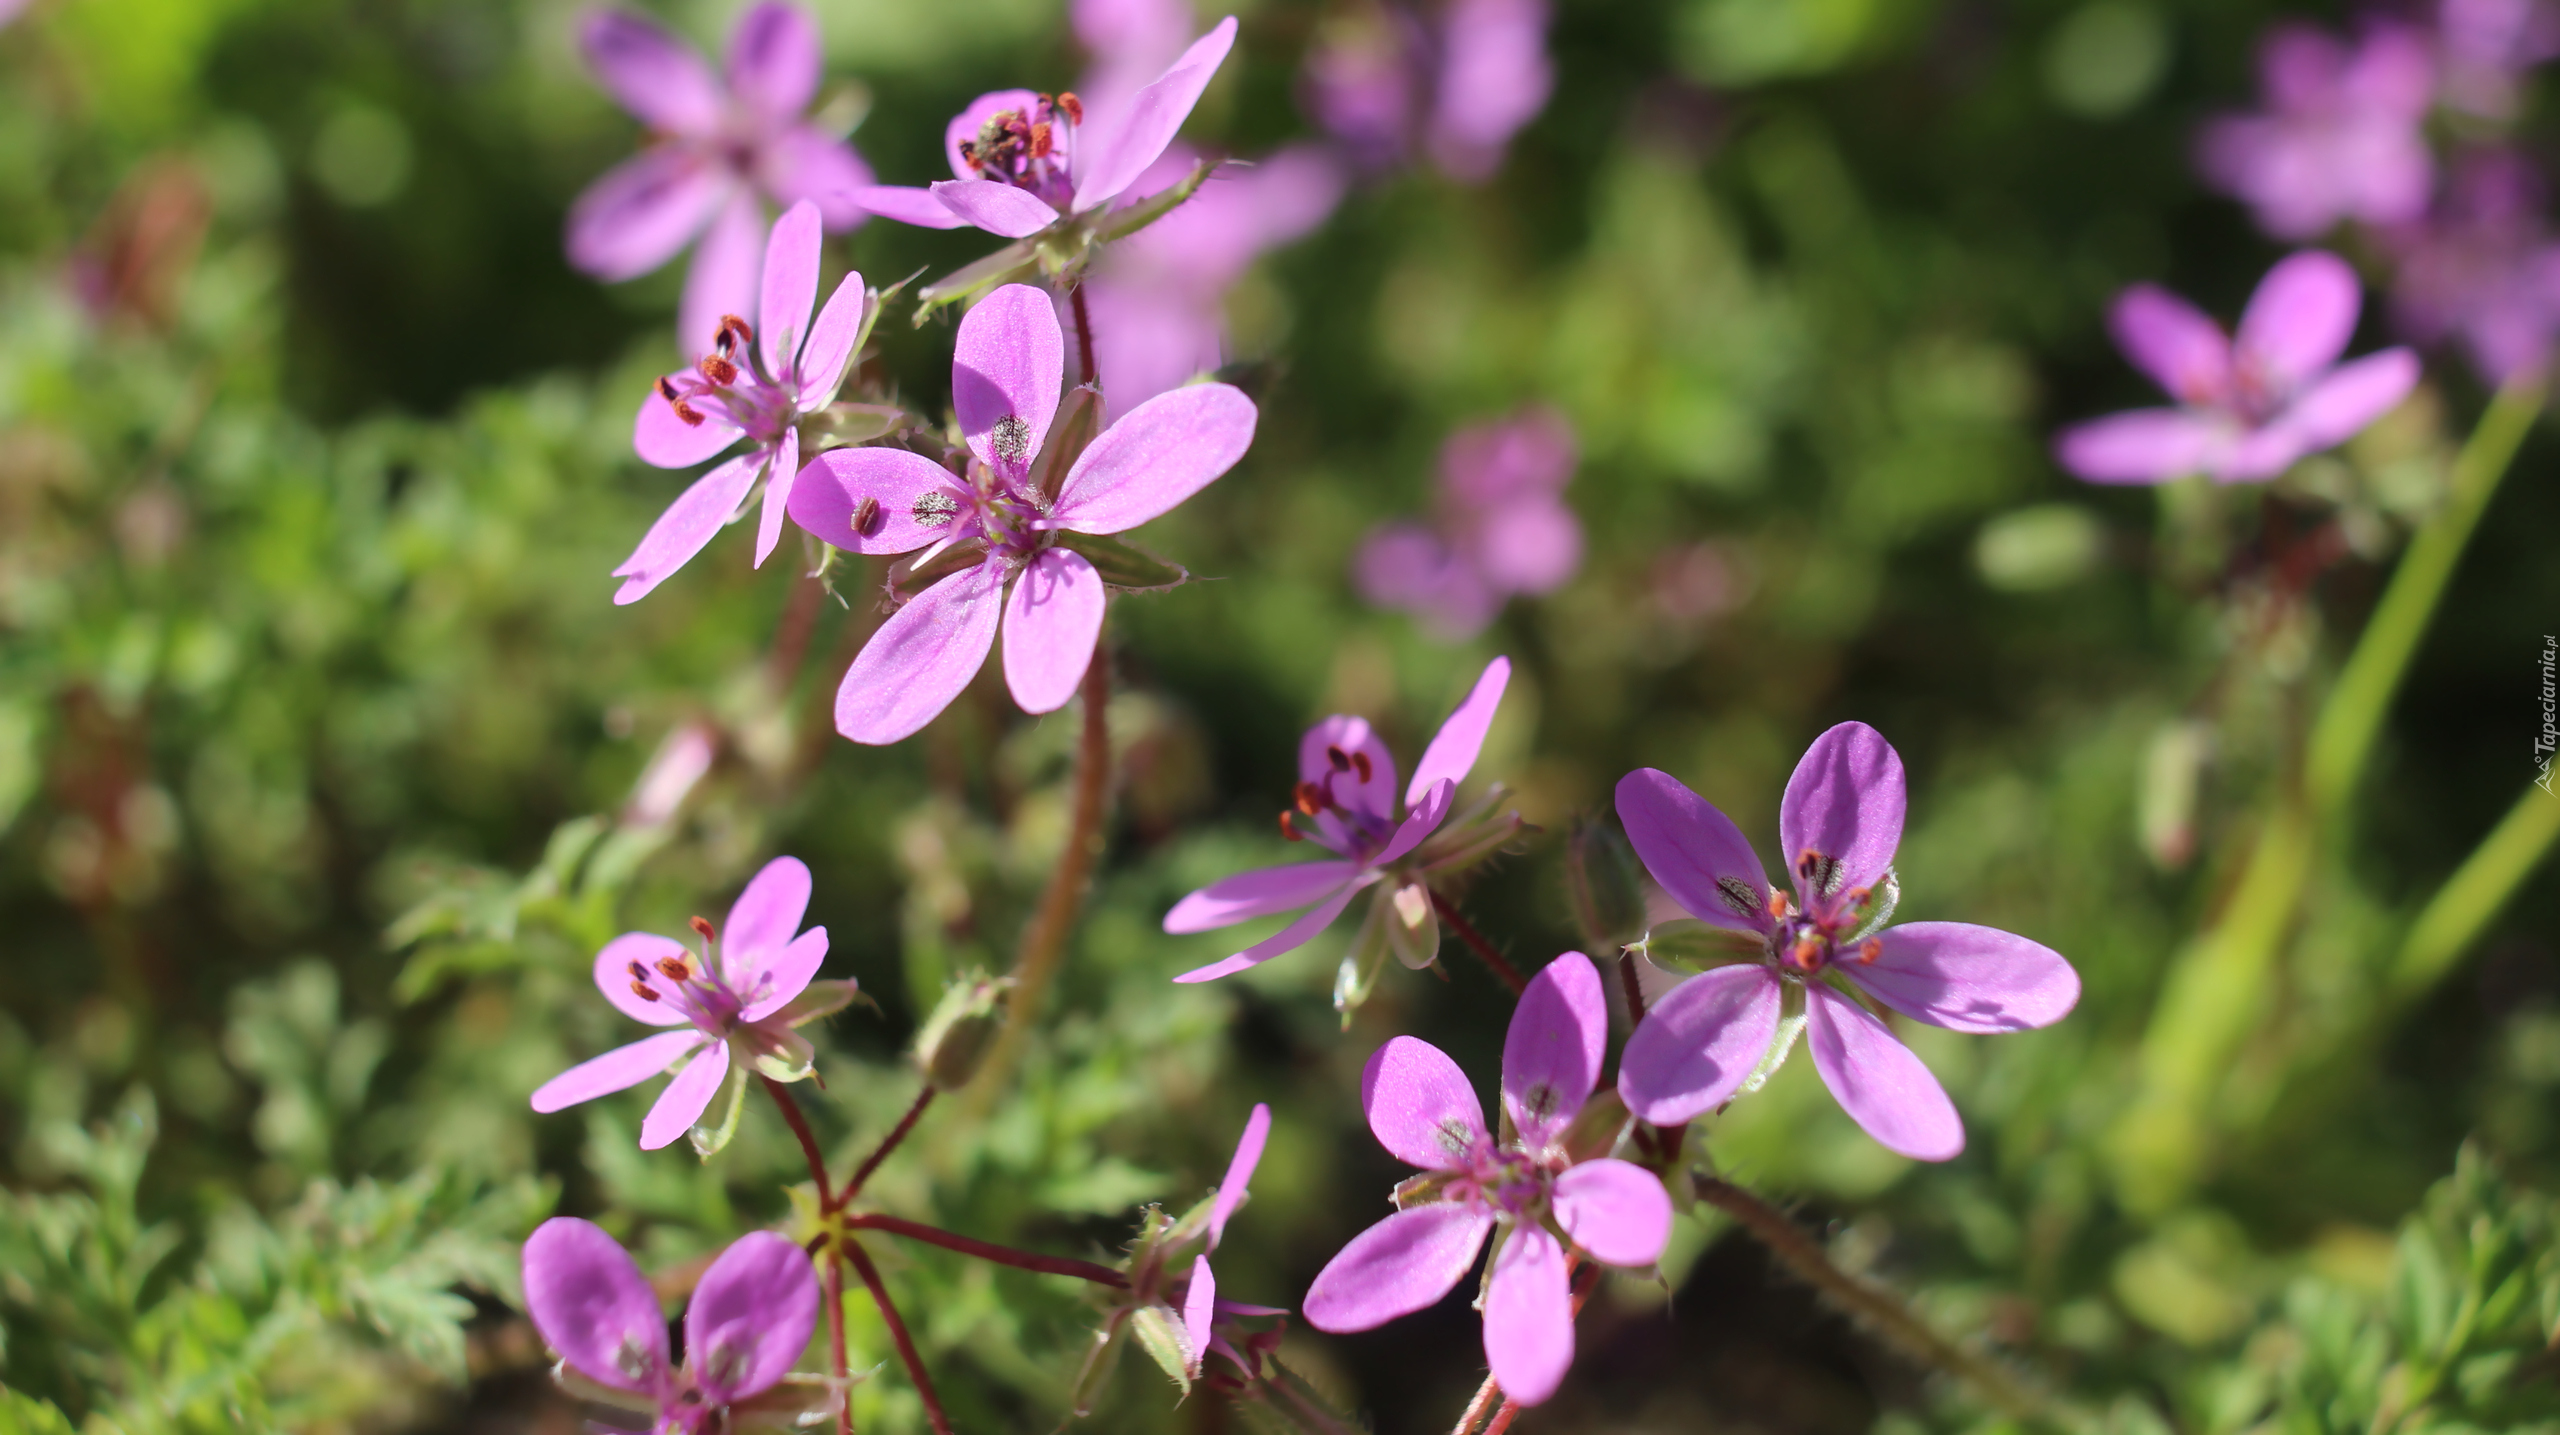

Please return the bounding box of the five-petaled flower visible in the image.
[1612,723,2080,1162]
[568,2,872,352]
[2197,21,2434,242]
[1164,656,1517,995]
[522,1217,831,1432]
[852,17,1237,246]
[787,283,1256,744]
[2054,249,2419,485]
[531,855,853,1152]
[1303,952,1671,1407]
[617,200,868,604]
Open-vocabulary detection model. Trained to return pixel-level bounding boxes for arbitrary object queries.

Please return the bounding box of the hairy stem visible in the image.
[769,564,828,692]
[1697,1178,2040,1419]
[845,1239,954,1435]
[761,1075,833,1209]
[1428,889,1528,994]
[1450,1375,1503,1435]
[825,1249,855,1435]
[849,1211,1130,1287]
[833,1083,936,1211]
[1071,283,1100,388]
[2389,780,2560,1002]
[1616,948,1648,1027]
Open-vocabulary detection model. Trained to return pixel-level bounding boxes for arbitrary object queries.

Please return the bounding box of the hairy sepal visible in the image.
[799,402,912,452]
[689,1062,750,1159]
[1030,384,1101,503]
[775,977,860,1027]
[1331,889,1397,1022]
[915,240,1042,319]
[1627,917,1765,972]
[1099,159,1219,243]
[1054,530,1193,593]
[1129,1302,1197,1396]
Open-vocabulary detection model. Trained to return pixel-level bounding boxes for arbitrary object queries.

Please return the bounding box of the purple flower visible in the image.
[1355,408,1580,639]
[2054,250,2421,485]
[1304,0,1553,183]
[788,284,1257,745]
[2388,149,2560,382]
[850,17,1237,241]
[2437,0,2560,120]
[616,200,866,604]
[1164,656,1512,986]
[521,1218,829,1431]
[530,856,853,1152]
[1181,1101,1273,1378]
[567,2,872,353]
[1612,724,2081,1162]
[2198,22,2435,242]
[1303,953,1671,1407]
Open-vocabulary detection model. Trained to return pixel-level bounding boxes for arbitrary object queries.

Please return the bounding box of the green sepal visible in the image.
[1129,1301,1197,1395]
[774,977,861,1028]
[1030,384,1101,502]
[689,1059,750,1159]
[1070,1317,1131,1418]
[1558,1089,1633,1165]
[1331,888,1395,1022]
[1053,530,1194,592]
[886,540,990,603]
[1386,880,1440,971]
[798,402,911,452]
[1626,917,1764,972]
[916,240,1042,318]
[1099,159,1217,242]
[747,1026,816,1084]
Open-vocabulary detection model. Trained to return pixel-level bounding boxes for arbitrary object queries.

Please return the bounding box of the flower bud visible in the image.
[913,973,1012,1088]
[1563,817,1647,951]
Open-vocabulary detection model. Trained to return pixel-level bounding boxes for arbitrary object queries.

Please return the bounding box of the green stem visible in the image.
[2389,782,2560,1002]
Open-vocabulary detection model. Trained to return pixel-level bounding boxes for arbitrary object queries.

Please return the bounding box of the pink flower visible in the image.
[616,201,866,604]
[1164,656,1512,985]
[2198,22,2435,242]
[851,17,1237,241]
[1303,954,1671,1407]
[567,2,872,352]
[530,856,851,1152]
[1354,408,1580,639]
[1181,1102,1274,1378]
[521,1218,829,1430]
[2388,149,2560,382]
[1612,724,2081,1162]
[2054,250,2420,485]
[2436,0,2560,120]
[787,284,1257,744]
[1304,0,1553,183]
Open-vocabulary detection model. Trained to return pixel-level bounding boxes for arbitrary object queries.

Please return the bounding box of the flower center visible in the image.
[1764,880,1882,976]
[623,916,750,1034]
[957,94,1081,210]
[656,314,796,443]
[971,461,1053,564]
[1276,744,1394,855]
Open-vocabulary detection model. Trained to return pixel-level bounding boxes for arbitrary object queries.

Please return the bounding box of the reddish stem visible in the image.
[1429,889,1529,994]
[848,1212,1130,1287]
[1450,1374,1503,1435]
[1070,282,1099,388]
[824,1249,854,1435]
[832,1083,936,1211]
[1616,948,1648,1029]
[761,1076,833,1208]
[844,1239,954,1435]
[769,564,828,691]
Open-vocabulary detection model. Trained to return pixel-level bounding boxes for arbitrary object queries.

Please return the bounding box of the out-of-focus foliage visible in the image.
[0,0,2554,1431]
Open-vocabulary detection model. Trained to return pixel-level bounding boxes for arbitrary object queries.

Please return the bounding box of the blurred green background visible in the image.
[2,0,2557,1430]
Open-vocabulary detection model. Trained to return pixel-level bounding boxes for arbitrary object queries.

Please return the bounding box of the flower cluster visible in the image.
[1354,407,1581,636]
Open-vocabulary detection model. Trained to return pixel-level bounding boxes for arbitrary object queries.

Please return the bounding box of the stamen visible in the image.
[697,354,738,386]
[1278,812,1304,842]
[1857,939,1882,965]
[1796,848,1823,880]
[631,981,662,1002]
[1765,889,1790,918]
[627,960,650,982]
[721,315,754,346]
[655,377,680,403]
[657,956,692,982]
[690,915,717,942]
[672,399,704,426]
[1326,746,1351,773]
[852,495,884,538]
[1029,121,1052,158]
[957,139,980,169]
[1293,782,1324,817]
[1351,752,1373,783]
[1057,92,1083,125]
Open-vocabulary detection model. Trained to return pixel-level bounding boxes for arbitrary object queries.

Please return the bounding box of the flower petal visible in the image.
[1616,964,1781,1125]
[681,192,768,360]
[954,284,1064,473]
[1183,1254,1218,1376]
[789,447,969,556]
[2053,408,2228,485]
[758,200,822,378]
[593,932,697,1025]
[2237,249,2362,394]
[1373,779,1456,865]
[612,450,761,605]
[1404,656,1510,809]
[640,1040,732,1150]
[1552,1159,1673,1268]
[685,1230,819,1402]
[566,148,727,283]
[1502,951,1605,1153]
[1208,1103,1271,1250]
[1805,985,1962,1161]
[795,270,867,409]
[929,178,1061,238]
[2109,284,2233,405]
[1165,859,1362,934]
[1001,549,1106,714]
[1173,877,1365,982]
[633,379,746,469]
[1361,1035,1488,1171]
[723,855,814,980]
[2264,347,2419,453]
[531,1030,704,1113]
[741,928,829,1021]
[1297,715,1399,834]
[1778,721,1905,910]
[1073,17,1239,212]
[753,425,797,569]
[1050,382,1257,534]
[835,558,1006,745]
[1844,922,2079,1034]
[724,1,820,126]
[1302,1203,1495,1333]
[760,127,876,230]
[521,1216,670,1394]
[1613,768,1773,936]
[1483,1223,1573,1406]
[580,10,724,137]
[1423,0,1553,182]
[851,183,967,229]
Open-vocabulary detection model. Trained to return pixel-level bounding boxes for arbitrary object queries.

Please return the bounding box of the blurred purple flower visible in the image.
[522,1218,825,1429]
[616,201,865,604]
[2388,149,2560,381]
[1613,724,2080,1162]
[1164,656,1511,982]
[788,284,1257,744]
[850,17,1237,238]
[1081,144,1345,414]
[1303,953,1671,1407]
[2437,0,2560,119]
[623,720,718,828]
[1181,1101,1273,1377]
[530,856,851,1151]
[1304,0,1553,183]
[2054,250,2420,484]
[567,2,872,353]
[2198,22,2434,241]
[1355,408,1580,638]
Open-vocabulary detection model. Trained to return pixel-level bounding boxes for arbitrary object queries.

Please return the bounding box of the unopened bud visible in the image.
[914,973,1012,1088]
[1563,818,1647,951]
